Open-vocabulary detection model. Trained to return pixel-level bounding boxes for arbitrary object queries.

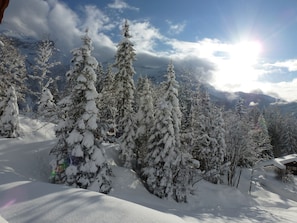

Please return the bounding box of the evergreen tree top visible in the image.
[167,60,175,80]
[122,20,132,38]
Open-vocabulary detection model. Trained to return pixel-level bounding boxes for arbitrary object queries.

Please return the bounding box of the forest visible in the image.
[0,21,297,203]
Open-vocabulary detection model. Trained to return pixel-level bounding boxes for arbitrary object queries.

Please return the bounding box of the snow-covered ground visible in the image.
[1,116,297,223]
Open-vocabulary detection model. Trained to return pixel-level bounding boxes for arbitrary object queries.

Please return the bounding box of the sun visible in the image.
[230,40,262,66]
[212,40,264,92]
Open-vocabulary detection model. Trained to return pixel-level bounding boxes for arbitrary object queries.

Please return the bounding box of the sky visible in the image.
[1,0,297,101]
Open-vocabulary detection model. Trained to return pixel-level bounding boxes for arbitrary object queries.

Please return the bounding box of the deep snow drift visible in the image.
[1,116,297,223]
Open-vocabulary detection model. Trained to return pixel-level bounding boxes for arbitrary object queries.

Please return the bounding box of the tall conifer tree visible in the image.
[134,77,155,168]
[142,62,191,202]
[50,31,112,193]
[113,20,136,130]
[113,20,137,168]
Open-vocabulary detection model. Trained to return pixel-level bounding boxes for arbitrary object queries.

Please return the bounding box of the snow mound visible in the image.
[0,181,185,223]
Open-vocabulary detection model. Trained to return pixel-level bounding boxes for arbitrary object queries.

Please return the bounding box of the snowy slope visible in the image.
[1,116,297,223]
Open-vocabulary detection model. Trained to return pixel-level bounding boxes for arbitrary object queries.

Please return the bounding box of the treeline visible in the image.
[0,21,297,202]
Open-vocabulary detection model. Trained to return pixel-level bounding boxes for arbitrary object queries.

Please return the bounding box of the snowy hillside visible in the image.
[1,116,297,223]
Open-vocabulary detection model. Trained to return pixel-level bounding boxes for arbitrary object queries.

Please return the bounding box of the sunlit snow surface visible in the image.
[0,116,297,223]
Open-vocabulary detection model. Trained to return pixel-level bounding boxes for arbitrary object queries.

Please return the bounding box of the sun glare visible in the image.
[230,40,262,66]
[212,40,264,93]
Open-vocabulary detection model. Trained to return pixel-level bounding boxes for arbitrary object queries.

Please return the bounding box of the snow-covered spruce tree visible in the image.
[142,99,177,200]
[134,77,155,169]
[97,64,116,141]
[250,113,273,161]
[135,77,146,112]
[142,62,193,202]
[0,36,27,100]
[191,91,226,184]
[189,91,202,160]
[178,70,200,149]
[0,86,20,138]
[50,32,112,193]
[113,20,136,131]
[142,99,192,202]
[38,86,57,122]
[113,20,137,168]
[279,115,297,155]
[235,97,246,118]
[164,61,182,148]
[265,108,286,157]
[0,35,27,137]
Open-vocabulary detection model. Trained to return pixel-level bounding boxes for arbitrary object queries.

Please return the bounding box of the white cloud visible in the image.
[81,5,116,53]
[108,0,139,12]
[166,20,186,35]
[259,79,297,102]
[47,2,81,49]
[0,0,117,53]
[129,20,164,54]
[265,59,297,72]
[167,38,231,59]
[0,0,82,49]
[2,0,51,37]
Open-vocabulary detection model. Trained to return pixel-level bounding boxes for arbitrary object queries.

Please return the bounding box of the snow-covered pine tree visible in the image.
[279,115,297,155]
[191,91,226,184]
[0,35,27,138]
[0,36,27,101]
[38,86,57,122]
[172,152,198,203]
[113,19,136,132]
[0,86,20,138]
[142,62,192,202]
[113,20,137,168]
[178,69,200,149]
[250,113,273,161]
[164,61,182,148]
[265,108,286,157]
[135,77,146,112]
[235,97,246,118]
[142,99,177,199]
[50,31,112,193]
[189,87,203,158]
[134,77,155,169]
[119,111,137,168]
[97,64,116,141]
[210,107,227,182]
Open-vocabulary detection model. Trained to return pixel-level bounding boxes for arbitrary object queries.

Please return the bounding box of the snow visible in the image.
[1,116,297,223]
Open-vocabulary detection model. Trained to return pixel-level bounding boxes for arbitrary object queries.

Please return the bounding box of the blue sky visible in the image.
[1,0,297,101]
